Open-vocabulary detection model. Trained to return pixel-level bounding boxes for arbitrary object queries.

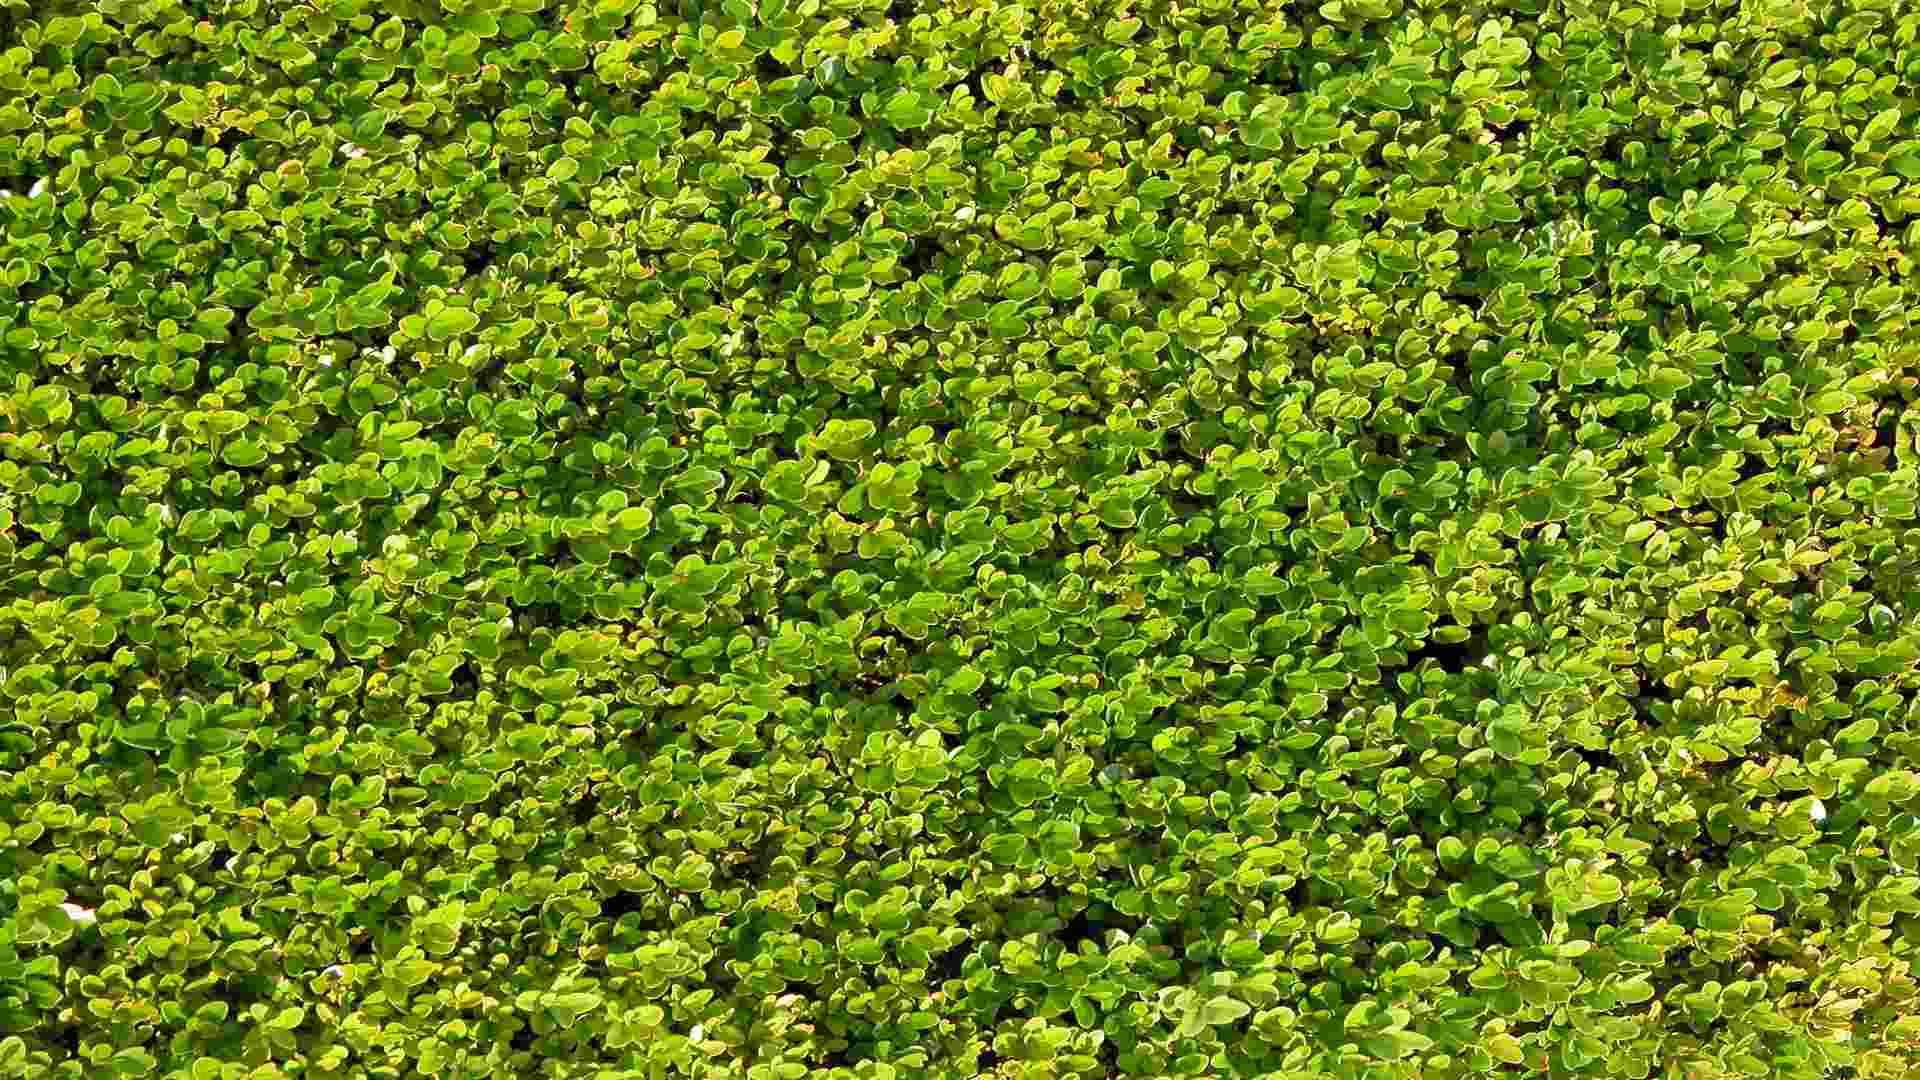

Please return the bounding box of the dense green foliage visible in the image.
[5,0,1920,1077]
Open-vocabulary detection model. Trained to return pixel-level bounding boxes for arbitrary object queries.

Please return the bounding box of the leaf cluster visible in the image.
[2,0,1920,1079]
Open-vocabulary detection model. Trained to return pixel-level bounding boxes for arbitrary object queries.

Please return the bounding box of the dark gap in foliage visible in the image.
[900,236,939,277]
[1635,673,1675,707]
[1828,670,1869,710]
[462,243,494,279]
[0,163,44,200]
[1211,198,1258,223]
[1055,903,1101,950]
[704,951,744,996]
[1397,631,1484,675]
[1689,836,1732,866]
[977,1046,1000,1070]
[449,667,480,697]
[1644,942,1745,1003]
[931,940,973,986]
[1566,740,1613,772]
[1031,57,1075,112]
[239,749,309,805]
[1732,447,1775,484]
[1485,117,1529,144]
[1170,123,1216,156]
[961,65,988,111]
[1249,55,1309,95]
[3,281,54,313]
[548,65,588,105]
[47,1021,79,1058]
[738,829,788,884]
[1642,838,1733,886]
[569,776,606,826]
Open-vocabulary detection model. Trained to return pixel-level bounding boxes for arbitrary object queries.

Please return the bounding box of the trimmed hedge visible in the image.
[3,0,1920,1078]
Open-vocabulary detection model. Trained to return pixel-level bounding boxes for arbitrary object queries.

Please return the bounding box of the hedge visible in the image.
[3,0,1920,1078]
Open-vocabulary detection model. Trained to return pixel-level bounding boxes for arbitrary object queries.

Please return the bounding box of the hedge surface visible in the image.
[3,0,1920,1077]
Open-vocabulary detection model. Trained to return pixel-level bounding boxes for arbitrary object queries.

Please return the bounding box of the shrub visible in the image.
[2,0,1920,1078]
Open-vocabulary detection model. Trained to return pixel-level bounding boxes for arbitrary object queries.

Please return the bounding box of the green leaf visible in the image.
[1615,975,1654,1004]
[1864,107,1902,142]
[390,959,437,987]
[884,91,935,129]
[1202,996,1251,1025]
[222,439,267,467]
[983,834,1028,863]
[427,308,481,341]
[352,109,389,144]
